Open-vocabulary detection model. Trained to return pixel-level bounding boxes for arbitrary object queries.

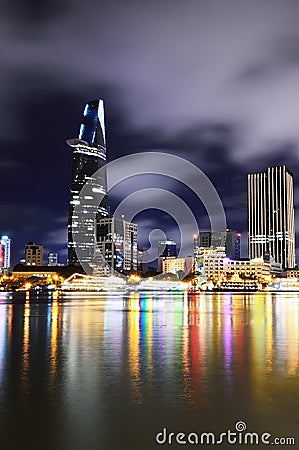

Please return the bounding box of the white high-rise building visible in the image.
[248,165,295,268]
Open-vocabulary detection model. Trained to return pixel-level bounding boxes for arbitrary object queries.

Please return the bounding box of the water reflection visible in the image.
[127,293,141,401]
[21,297,30,392]
[0,291,299,449]
[0,302,7,384]
[49,297,59,382]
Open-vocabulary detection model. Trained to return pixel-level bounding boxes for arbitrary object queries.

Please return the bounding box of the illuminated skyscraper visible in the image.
[0,235,11,271]
[67,99,109,265]
[248,165,295,268]
[96,216,138,275]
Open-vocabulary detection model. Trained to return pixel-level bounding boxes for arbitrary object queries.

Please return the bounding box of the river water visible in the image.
[0,291,298,449]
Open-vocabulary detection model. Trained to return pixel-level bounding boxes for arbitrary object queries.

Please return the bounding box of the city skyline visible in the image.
[0,89,298,269]
[1,1,299,265]
[2,160,297,270]
[1,133,299,268]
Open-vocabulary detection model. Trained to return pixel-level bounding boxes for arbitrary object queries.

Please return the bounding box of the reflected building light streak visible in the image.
[222,295,233,373]
[47,301,52,342]
[7,304,13,347]
[188,297,199,327]
[151,297,166,375]
[274,297,288,368]
[198,295,207,376]
[251,298,266,353]
[21,299,31,390]
[0,304,7,383]
[182,297,190,399]
[64,319,78,387]
[247,295,299,412]
[284,300,299,376]
[223,315,233,371]
[217,295,224,332]
[206,296,214,334]
[141,297,153,376]
[198,295,208,315]
[173,297,184,328]
[103,297,124,367]
[50,299,59,381]
[173,299,184,384]
[59,298,106,443]
[127,295,140,312]
[190,306,201,398]
[210,296,222,358]
[231,297,245,377]
[250,295,270,406]
[265,296,274,375]
[62,302,93,387]
[183,295,188,327]
[128,293,141,401]
[164,300,175,372]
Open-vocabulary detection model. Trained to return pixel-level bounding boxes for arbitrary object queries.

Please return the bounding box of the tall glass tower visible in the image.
[67,99,109,265]
[248,165,295,268]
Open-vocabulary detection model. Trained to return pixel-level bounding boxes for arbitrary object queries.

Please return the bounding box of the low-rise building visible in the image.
[226,258,282,281]
[25,242,43,266]
[194,247,228,279]
[162,257,185,274]
[12,264,82,281]
[281,268,299,278]
[226,258,269,281]
[194,245,282,282]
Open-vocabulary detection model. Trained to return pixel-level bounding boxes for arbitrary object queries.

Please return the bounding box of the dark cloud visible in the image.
[3,0,75,32]
[237,34,299,83]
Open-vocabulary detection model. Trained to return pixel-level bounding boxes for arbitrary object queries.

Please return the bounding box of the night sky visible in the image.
[1,0,299,265]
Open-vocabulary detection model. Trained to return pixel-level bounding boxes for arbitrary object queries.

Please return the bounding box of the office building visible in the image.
[225,258,282,282]
[96,216,138,275]
[0,235,11,271]
[67,99,109,266]
[282,268,299,278]
[194,230,241,260]
[158,240,177,257]
[194,247,228,279]
[48,252,58,266]
[157,240,177,272]
[161,256,194,275]
[211,230,241,260]
[248,165,295,268]
[196,232,211,248]
[161,257,185,274]
[25,242,43,266]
